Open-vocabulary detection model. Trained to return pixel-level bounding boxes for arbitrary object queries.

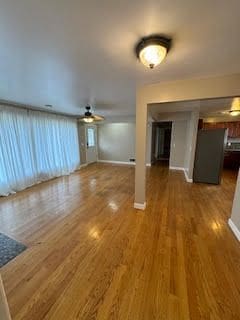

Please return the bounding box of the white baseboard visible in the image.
[98,160,135,166]
[169,166,193,183]
[79,163,88,168]
[98,160,151,167]
[184,169,193,183]
[228,219,240,242]
[76,163,88,171]
[169,166,185,171]
[134,202,146,210]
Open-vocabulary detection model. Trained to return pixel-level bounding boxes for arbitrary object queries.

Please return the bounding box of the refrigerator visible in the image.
[193,128,227,184]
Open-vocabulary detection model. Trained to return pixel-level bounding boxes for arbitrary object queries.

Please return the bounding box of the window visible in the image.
[87,128,95,147]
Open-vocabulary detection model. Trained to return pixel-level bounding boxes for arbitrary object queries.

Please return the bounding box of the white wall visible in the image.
[97,122,152,165]
[170,121,188,168]
[97,117,198,172]
[146,123,152,165]
[98,123,135,162]
[169,111,199,180]
[97,116,198,175]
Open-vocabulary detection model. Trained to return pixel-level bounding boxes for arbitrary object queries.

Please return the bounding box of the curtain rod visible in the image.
[0,99,79,119]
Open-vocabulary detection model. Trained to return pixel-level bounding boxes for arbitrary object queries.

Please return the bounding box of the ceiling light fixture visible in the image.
[135,35,171,69]
[229,97,240,116]
[229,110,240,117]
[83,117,94,123]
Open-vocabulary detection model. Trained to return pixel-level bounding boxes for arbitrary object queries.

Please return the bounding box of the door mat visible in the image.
[0,233,27,268]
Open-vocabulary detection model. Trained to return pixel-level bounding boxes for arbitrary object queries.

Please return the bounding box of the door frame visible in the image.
[85,124,98,164]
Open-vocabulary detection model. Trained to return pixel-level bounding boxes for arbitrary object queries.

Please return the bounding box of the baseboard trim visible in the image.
[169,166,193,183]
[228,219,240,242]
[98,160,151,167]
[76,163,88,171]
[169,166,185,171]
[184,169,193,183]
[134,202,146,210]
[98,160,135,166]
[79,163,88,168]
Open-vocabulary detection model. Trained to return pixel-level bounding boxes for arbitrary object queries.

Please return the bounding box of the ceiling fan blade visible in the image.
[93,115,105,121]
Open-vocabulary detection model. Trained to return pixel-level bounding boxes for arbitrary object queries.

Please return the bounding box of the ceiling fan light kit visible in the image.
[83,117,94,123]
[79,105,105,123]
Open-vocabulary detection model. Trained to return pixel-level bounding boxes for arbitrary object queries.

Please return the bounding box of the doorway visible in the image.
[85,125,98,164]
[151,122,172,165]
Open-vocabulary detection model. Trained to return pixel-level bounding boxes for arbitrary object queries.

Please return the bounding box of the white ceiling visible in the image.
[0,0,240,117]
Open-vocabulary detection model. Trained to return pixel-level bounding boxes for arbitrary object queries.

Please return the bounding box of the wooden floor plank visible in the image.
[0,163,240,320]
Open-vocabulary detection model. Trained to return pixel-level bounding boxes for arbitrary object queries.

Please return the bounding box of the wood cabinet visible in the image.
[203,121,240,138]
[224,151,240,169]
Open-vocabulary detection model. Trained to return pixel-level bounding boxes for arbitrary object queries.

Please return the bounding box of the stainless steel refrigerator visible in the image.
[193,128,227,184]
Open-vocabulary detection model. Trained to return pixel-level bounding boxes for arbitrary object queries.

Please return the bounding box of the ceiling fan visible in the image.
[78,105,105,123]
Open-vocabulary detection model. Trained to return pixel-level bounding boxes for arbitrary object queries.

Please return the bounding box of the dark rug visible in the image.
[0,233,27,268]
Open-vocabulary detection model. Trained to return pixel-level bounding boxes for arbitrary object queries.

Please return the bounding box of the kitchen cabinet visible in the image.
[224,151,240,169]
[203,121,240,138]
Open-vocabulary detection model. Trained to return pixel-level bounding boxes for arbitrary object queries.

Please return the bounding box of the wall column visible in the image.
[184,110,199,181]
[134,97,148,209]
[229,169,240,241]
[146,122,152,165]
[188,110,199,180]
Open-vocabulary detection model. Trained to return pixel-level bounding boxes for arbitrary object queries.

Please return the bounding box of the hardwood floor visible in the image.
[0,163,240,320]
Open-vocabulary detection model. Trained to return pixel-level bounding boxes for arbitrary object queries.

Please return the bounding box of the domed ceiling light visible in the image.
[135,35,171,69]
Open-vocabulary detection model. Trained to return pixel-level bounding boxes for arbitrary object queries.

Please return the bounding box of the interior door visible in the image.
[86,125,97,164]
[193,128,226,184]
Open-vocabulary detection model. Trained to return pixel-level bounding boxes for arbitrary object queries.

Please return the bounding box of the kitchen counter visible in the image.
[224,149,240,152]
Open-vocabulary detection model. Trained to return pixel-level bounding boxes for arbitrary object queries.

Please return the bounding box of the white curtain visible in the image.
[0,106,80,196]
